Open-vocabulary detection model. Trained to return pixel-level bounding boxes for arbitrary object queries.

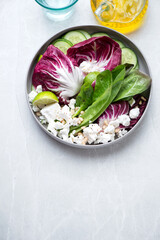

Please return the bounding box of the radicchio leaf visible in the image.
[32,45,84,99]
[67,36,121,74]
[97,101,129,127]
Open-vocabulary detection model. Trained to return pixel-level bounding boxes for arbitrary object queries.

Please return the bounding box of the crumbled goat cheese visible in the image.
[129,107,140,119]
[47,122,58,136]
[95,132,115,144]
[109,119,120,128]
[69,98,76,109]
[72,134,85,145]
[58,125,70,141]
[53,121,64,130]
[32,105,40,112]
[118,114,130,127]
[72,117,82,126]
[118,129,128,138]
[39,116,47,124]
[36,85,42,93]
[40,103,61,123]
[104,124,115,134]
[65,137,74,143]
[28,91,37,102]
[83,124,101,144]
[59,105,72,122]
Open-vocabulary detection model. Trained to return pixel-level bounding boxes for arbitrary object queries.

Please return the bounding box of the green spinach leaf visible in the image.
[113,70,151,102]
[73,72,99,117]
[70,70,113,133]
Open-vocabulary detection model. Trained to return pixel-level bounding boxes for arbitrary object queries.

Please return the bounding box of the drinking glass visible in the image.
[35,0,79,21]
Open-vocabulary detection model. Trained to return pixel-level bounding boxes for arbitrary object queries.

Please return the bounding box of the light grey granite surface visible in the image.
[0,0,160,239]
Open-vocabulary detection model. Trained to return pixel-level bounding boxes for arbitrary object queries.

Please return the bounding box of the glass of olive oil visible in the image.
[91,0,148,34]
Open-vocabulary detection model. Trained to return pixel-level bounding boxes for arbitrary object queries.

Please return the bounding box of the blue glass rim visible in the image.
[35,0,79,11]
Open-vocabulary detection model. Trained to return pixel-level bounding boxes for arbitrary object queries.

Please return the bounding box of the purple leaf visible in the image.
[67,36,121,74]
[98,101,129,127]
[32,45,84,99]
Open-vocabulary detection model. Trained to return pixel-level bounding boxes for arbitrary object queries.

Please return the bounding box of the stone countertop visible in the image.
[0,0,160,239]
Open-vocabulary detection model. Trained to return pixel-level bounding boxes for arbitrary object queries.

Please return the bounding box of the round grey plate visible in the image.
[26,25,151,149]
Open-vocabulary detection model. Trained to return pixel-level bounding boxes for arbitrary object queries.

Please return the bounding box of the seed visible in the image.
[139,100,142,105]
[80,111,85,114]
[82,137,88,145]
[36,112,41,117]
[104,120,108,126]
[71,109,75,115]
[141,96,146,101]
[102,125,106,130]
[79,117,83,123]
[115,128,120,133]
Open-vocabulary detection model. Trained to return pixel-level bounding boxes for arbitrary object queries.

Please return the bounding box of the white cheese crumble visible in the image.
[28,91,37,102]
[118,129,128,138]
[72,117,81,126]
[59,105,71,122]
[104,124,115,134]
[32,105,40,112]
[72,134,85,145]
[39,116,47,124]
[118,114,130,127]
[36,85,42,93]
[109,119,120,128]
[53,121,64,130]
[40,103,61,123]
[68,98,76,109]
[129,107,140,119]
[83,124,101,144]
[95,132,115,144]
[58,125,70,141]
[47,122,58,136]
[28,85,43,103]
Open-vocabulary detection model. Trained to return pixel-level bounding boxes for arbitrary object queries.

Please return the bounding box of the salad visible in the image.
[28,30,151,145]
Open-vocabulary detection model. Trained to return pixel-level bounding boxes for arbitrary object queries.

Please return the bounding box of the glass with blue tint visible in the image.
[35,0,79,21]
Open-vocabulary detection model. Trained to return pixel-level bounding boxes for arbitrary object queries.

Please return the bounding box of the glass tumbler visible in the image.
[35,0,79,21]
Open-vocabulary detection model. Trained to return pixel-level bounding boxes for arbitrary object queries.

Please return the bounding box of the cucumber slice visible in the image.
[79,30,91,39]
[63,31,87,45]
[52,39,73,54]
[92,32,109,37]
[121,48,138,69]
[135,63,139,70]
[114,40,125,49]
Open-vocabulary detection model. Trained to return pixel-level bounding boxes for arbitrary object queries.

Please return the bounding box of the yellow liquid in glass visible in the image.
[91,0,148,34]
